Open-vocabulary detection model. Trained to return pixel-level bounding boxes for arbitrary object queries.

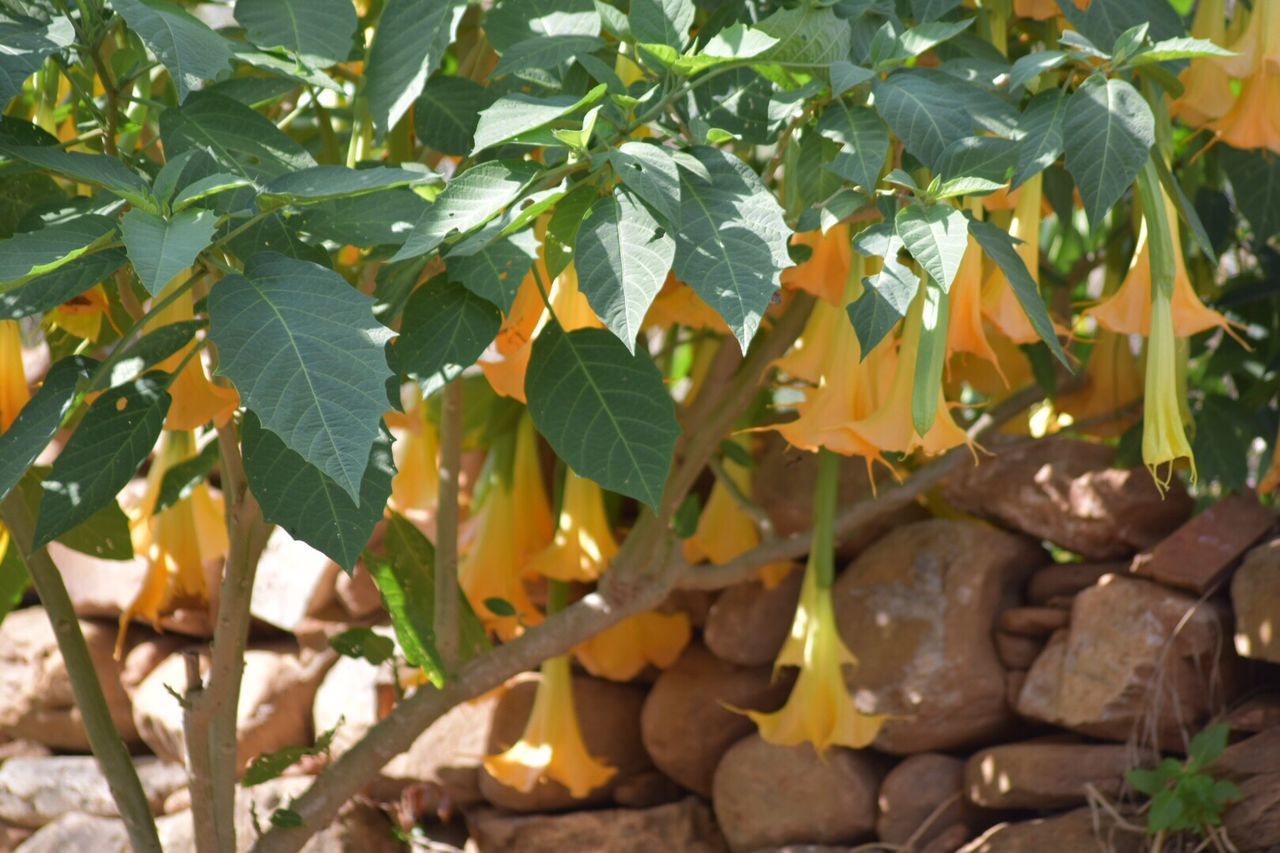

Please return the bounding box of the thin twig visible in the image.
[434,379,463,673]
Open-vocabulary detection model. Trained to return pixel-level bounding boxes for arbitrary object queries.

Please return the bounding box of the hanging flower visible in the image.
[774,291,845,385]
[46,284,111,342]
[1057,327,1144,439]
[1142,288,1196,493]
[386,388,440,523]
[0,320,30,432]
[528,470,618,583]
[946,234,1003,377]
[1171,0,1233,128]
[982,173,1047,345]
[573,610,692,681]
[1218,0,1280,79]
[152,281,239,431]
[483,655,616,798]
[643,273,728,333]
[118,430,228,656]
[1211,71,1280,155]
[781,223,852,306]
[458,414,552,638]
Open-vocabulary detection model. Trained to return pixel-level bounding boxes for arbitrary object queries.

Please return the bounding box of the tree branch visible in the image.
[434,379,463,673]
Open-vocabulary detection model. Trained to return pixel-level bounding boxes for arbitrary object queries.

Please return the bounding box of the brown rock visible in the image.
[0,756,185,828]
[1026,562,1123,605]
[704,569,803,667]
[250,529,340,631]
[467,797,726,852]
[478,673,651,811]
[1224,694,1280,734]
[943,438,1193,559]
[1131,492,1275,594]
[994,633,1043,670]
[1231,539,1280,663]
[1207,727,1280,850]
[1005,671,1027,709]
[661,588,717,631]
[958,807,1144,852]
[997,607,1069,637]
[641,643,791,796]
[334,564,383,619]
[876,753,967,847]
[15,813,128,853]
[0,608,139,750]
[379,690,499,807]
[1016,576,1230,746]
[921,823,975,853]
[712,735,879,852]
[833,520,1045,753]
[965,742,1132,810]
[312,629,398,757]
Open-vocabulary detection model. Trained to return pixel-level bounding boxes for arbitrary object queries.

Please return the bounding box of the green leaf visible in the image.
[0,15,74,108]
[241,413,394,571]
[0,535,30,630]
[829,61,874,97]
[1151,152,1217,265]
[896,202,968,293]
[850,237,917,357]
[642,22,778,76]
[396,275,501,385]
[672,146,792,349]
[492,34,604,78]
[1188,723,1230,768]
[391,160,541,261]
[1221,146,1280,241]
[269,809,303,828]
[575,187,674,352]
[911,281,948,436]
[242,724,340,787]
[817,102,888,193]
[471,84,607,153]
[95,320,202,391]
[442,229,535,315]
[485,0,600,53]
[120,208,216,297]
[230,46,344,93]
[482,596,516,618]
[0,249,125,320]
[1149,790,1185,832]
[0,357,92,504]
[1063,75,1154,231]
[935,136,1017,197]
[1059,0,1186,50]
[296,188,428,247]
[544,181,597,279]
[233,0,357,65]
[368,514,443,682]
[895,19,974,58]
[33,374,171,548]
[171,173,254,212]
[330,627,395,664]
[208,252,394,500]
[0,145,156,212]
[364,0,468,133]
[873,69,1017,169]
[755,5,851,68]
[19,468,133,560]
[112,0,235,102]
[1128,36,1234,65]
[153,437,220,514]
[161,92,316,182]
[0,215,117,291]
[413,77,494,157]
[1012,87,1069,189]
[258,165,433,211]
[629,0,694,48]
[1007,50,1067,91]
[965,214,1068,366]
[525,324,679,508]
[1125,766,1167,797]
[608,142,682,225]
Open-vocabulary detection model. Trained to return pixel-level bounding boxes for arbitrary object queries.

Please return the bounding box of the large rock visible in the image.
[0,608,139,750]
[1025,561,1123,605]
[467,798,726,852]
[876,753,969,848]
[133,641,331,771]
[1232,539,1280,663]
[1131,492,1274,594]
[958,807,1145,852]
[312,629,397,757]
[1212,727,1280,851]
[943,438,1192,559]
[0,756,185,828]
[1016,575,1230,746]
[250,529,340,631]
[964,741,1132,810]
[15,814,128,853]
[641,644,791,796]
[478,673,652,811]
[833,519,1045,753]
[703,569,803,667]
[712,735,879,852]
[379,691,499,807]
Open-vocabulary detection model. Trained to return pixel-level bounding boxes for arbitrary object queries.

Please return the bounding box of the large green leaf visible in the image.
[525,324,679,508]
[608,141,682,225]
[413,77,493,157]
[755,4,851,68]
[935,136,1017,197]
[171,173,254,212]
[872,69,1017,170]
[895,202,967,293]
[0,249,125,320]
[485,0,601,52]
[0,15,73,107]
[0,145,155,211]
[364,0,468,133]
[0,215,117,290]
[112,0,234,101]
[544,182,595,279]
[444,228,538,313]
[1221,146,1280,241]
[0,356,93,504]
[208,252,394,500]
[0,532,30,629]
[395,275,501,385]
[817,102,888,193]
[94,321,202,392]
[295,188,428,247]
[471,84,607,153]
[575,187,674,352]
[1012,88,1068,189]
[641,22,778,76]
[19,468,133,560]
[153,437,220,513]
[672,146,791,349]
[258,165,433,211]
[492,34,604,78]
[233,0,357,64]
[629,0,694,48]
[161,92,316,182]
[1063,75,1154,231]
[120,208,216,296]
[849,235,917,357]
[33,374,171,548]
[1059,0,1184,49]
[241,413,393,571]
[391,160,540,261]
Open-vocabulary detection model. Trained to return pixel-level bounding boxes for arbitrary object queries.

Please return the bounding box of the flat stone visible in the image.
[994,632,1043,670]
[712,735,879,852]
[1131,492,1275,594]
[703,569,803,667]
[250,528,339,632]
[0,755,185,828]
[1212,728,1280,851]
[876,753,967,847]
[467,798,726,852]
[958,807,1145,852]
[1026,562,1123,605]
[996,606,1069,637]
[1231,539,1280,663]
[15,813,128,853]
[1224,694,1280,734]
[965,742,1132,809]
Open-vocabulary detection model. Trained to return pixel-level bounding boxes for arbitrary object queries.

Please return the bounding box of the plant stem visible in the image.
[434,379,463,674]
[812,449,838,588]
[0,491,162,853]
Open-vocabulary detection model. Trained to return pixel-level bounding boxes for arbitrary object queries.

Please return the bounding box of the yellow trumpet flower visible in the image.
[982,173,1045,345]
[1142,288,1196,494]
[528,470,618,583]
[1211,71,1280,155]
[458,414,552,638]
[781,223,852,306]
[1171,0,1233,127]
[483,655,616,798]
[151,281,239,431]
[118,430,228,657]
[1056,328,1143,439]
[386,389,440,523]
[1218,0,1280,79]
[0,320,30,432]
[946,234,1003,377]
[573,610,692,681]
[643,273,729,334]
[774,288,845,385]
